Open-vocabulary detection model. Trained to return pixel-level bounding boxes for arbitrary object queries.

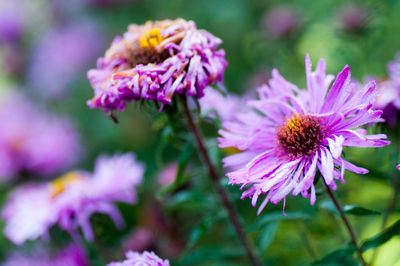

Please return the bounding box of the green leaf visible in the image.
[165,191,213,212]
[362,219,400,251]
[156,141,193,198]
[258,221,279,252]
[312,244,356,265]
[250,211,310,232]
[175,141,194,185]
[342,205,381,216]
[187,215,223,249]
[320,201,380,216]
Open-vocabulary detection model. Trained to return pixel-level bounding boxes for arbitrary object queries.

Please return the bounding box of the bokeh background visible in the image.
[1,0,400,265]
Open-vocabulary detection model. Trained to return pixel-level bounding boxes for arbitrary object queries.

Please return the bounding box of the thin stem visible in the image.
[180,97,262,266]
[324,183,367,266]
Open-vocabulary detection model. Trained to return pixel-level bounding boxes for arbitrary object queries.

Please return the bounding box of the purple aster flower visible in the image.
[28,22,104,99]
[218,54,389,214]
[0,92,80,180]
[87,18,227,113]
[338,4,369,32]
[3,244,88,266]
[199,87,243,123]
[262,5,300,39]
[108,250,169,266]
[2,153,144,245]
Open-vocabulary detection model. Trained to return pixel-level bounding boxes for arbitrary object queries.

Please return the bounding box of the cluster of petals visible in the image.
[218,54,390,214]
[87,18,227,113]
[2,153,144,245]
[0,92,80,180]
[3,244,88,266]
[108,250,169,266]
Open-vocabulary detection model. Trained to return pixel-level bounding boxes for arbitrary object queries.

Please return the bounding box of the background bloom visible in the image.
[262,5,300,39]
[87,18,227,113]
[218,54,389,214]
[199,87,243,123]
[374,54,400,125]
[27,22,104,99]
[2,153,144,245]
[0,92,80,180]
[108,250,169,266]
[2,244,88,266]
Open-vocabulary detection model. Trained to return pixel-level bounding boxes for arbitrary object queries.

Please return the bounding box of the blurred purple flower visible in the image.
[374,54,400,126]
[338,4,369,32]
[2,153,144,245]
[3,244,88,266]
[28,22,104,99]
[199,87,243,123]
[157,163,177,187]
[0,92,80,180]
[262,5,300,39]
[87,18,227,113]
[218,54,389,214]
[123,227,154,252]
[108,250,169,266]
[0,2,24,43]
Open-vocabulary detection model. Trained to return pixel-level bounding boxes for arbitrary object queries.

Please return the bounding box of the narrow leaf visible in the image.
[362,219,400,251]
[342,205,380,216]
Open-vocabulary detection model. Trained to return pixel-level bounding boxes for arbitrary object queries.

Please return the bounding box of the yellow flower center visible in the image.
[140,28,165,49]
[50,171,83,199]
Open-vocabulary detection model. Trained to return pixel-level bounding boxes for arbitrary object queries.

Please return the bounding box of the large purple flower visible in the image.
[218,54,389,214]
[2,153,144,245]
[0,92,80,180]
[28,22,104,99]
[108,250,169,266]
[3,244,88,266]
[87,18,227,113]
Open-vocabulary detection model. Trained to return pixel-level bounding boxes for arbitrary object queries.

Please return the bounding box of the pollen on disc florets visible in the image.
[275,113,325,159]
[111,19,190,69]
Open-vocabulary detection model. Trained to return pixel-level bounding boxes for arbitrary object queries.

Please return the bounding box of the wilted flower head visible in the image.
[108,250,169,266]
[338,4,369,32]
[87,18,227,113]
[262,5,300,39]
[28,22,104,98]
[3,244,88,266]
[2,153,144,245]
[0,92,80,180]
[218,54,389,214]
[199,87,243,123]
